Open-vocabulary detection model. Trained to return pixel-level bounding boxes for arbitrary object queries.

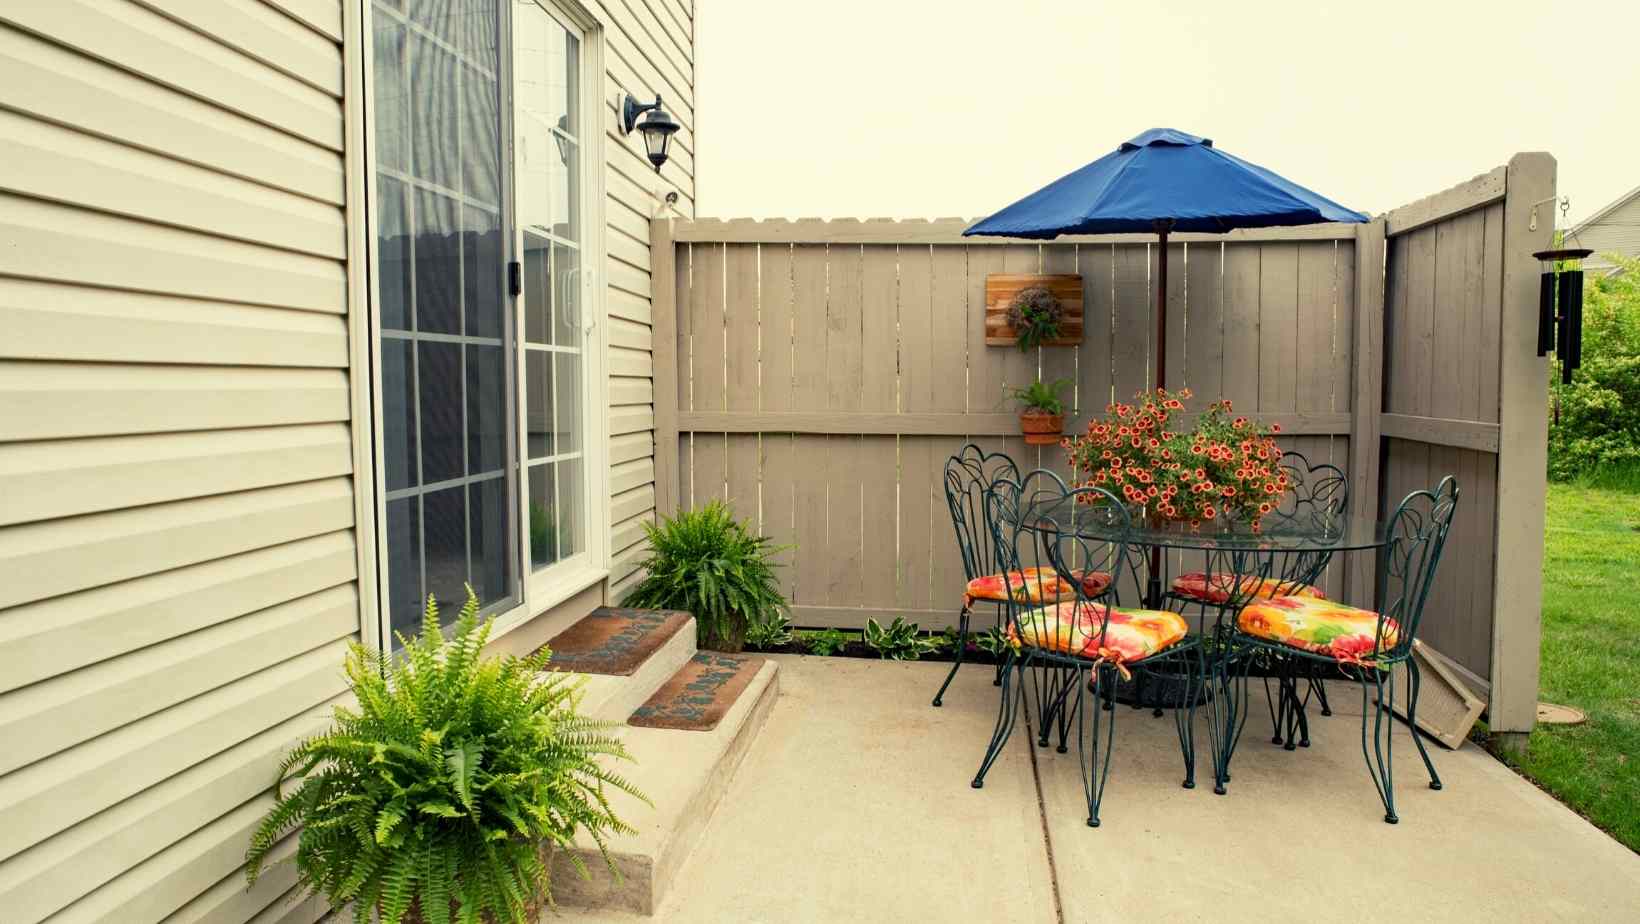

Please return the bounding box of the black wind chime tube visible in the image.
[1558,267,1584,385]
[1538,272,1557,356]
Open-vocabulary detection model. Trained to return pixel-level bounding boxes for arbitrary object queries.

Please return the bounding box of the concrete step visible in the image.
[552,657,781,916]
[562,618,697,724]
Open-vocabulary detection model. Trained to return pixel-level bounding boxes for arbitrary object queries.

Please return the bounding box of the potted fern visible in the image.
[1004,378,1071,445]
[621,500,789,653]
[244,589,644,923]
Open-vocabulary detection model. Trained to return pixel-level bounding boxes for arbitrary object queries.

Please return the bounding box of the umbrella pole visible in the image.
[1147,220,1174,609]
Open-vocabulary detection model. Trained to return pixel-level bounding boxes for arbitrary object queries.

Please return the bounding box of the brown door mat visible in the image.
[536,607,692,676]
[629,652,764,732]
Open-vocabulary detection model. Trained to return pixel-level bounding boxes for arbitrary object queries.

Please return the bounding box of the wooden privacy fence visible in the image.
[649,153,1552,738]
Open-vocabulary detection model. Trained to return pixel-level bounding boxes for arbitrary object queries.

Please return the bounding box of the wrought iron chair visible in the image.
[1164,450,1349,748]
[971,469,1202,827]
[1220,476,1458,823]
[931,444,1020,707]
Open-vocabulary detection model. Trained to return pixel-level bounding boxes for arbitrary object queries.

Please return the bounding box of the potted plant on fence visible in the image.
[244,589,644,924]
[1005,378,1071,445]
[621,500,790,652]
[1066,387,1289,530]
[1008,286,1066,352]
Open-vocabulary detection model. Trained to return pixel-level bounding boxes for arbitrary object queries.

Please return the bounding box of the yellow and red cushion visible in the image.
[1237,595,1401,665]
[964,567,1111,609]
[1010,601,1189,667]
[1171,571,1326,605]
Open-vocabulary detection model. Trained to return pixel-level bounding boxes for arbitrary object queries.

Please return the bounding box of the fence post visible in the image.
[1489,152,1555,753]
[1346,218,1386,605]
[650,217,680,517]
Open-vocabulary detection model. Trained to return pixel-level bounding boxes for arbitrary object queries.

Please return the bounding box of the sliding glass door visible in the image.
[369,0,600,645]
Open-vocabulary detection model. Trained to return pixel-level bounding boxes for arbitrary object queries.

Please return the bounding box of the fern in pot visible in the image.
[244,589,644,924]
[621,500,789,652]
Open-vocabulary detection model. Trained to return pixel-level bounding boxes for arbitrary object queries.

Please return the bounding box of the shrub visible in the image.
[620,501,789,652]
[244,589,643,924]
[799,627,851,657]
[863,616,940,661]
[1549,256,1640,482]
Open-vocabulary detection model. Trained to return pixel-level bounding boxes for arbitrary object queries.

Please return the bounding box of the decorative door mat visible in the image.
[629,652,764,731]
[537,607,691,676]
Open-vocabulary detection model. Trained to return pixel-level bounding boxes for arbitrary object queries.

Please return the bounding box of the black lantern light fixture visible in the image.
[621,93,680,173]
[553,113,571,166]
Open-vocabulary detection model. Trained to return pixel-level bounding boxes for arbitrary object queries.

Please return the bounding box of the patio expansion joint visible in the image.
[1026,732,1067,924]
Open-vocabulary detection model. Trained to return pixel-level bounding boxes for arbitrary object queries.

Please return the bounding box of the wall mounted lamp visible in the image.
[621,93,680,173]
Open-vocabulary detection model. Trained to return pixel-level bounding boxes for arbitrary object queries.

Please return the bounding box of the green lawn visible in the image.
[1493,479,1640,851]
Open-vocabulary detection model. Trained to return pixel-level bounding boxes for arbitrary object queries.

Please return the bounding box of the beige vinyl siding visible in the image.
[1574,191,1640,274]
[593,0,695,598]
[0,4,358,924]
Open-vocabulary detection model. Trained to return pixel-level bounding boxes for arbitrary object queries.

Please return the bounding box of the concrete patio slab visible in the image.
[568,657,1640,923]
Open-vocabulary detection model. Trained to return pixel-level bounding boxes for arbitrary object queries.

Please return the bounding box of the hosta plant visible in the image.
[864,616,940,661]
[744,610,795,651]
[244,589,644,924]
[621,501,789,652]
[1067,387,1290,529]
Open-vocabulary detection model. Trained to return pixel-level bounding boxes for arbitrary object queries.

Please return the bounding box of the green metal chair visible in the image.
[1163,450,1350,749]
[931,443,1020,707]
[971,469,1203,827]
[1219,476,1458,823]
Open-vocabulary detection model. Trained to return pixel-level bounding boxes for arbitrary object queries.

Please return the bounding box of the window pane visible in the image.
[554,351,580,454]
[466,343,506,475]
[372,19,407,173]
[378,177,411,331]
[386,496,421,641]
[528,462,558,569]
[555,457,583,558]
[525,350,552,459]
[413,190,460,333]
[418,341,462,483]
[408,35,459,191]
[423,485,467,614]
[463,204,502,337]
[382,339,417,491]
[469,477,511,607]
[522,231,550,344]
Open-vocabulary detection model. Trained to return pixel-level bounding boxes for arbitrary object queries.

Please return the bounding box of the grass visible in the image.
[1491,470,1640,852]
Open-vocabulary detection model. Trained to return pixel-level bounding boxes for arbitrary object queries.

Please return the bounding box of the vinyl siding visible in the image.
[1575,193,1640,274]
[0,5,357,924]
[0,1,690,920]
[593,0,694,599]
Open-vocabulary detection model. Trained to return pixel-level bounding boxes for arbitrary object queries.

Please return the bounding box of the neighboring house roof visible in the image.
[1566,184,1640,275]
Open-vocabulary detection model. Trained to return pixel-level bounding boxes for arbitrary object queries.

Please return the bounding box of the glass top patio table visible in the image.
[1017,504,1393,554]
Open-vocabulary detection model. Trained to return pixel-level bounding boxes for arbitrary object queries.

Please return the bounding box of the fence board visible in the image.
[1112,244,1150,402]
[1296,242,1336,414]
[724,244,758,413]
[1258,242,1299,413]
[1080,243,1115,414]
[1040,245,1080,411]
[965,247,1005,414]
[897,436,935,612]
[1222,243,1261,413]
[1185,242,1224,398]
[760,244,795,413]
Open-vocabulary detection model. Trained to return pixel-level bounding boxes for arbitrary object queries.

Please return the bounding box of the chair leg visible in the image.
[1359,669,1399,824]
[1217,645,1255,794]
[1406,658,1444,791]
[1311,674,1333,716]
[973,650,1025,789]
[1170,651,1201,789]
[931,605,971,707]
[1077,665,1119,827]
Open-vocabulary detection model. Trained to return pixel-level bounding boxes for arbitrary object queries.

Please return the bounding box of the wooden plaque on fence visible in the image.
[984,274,1083,347]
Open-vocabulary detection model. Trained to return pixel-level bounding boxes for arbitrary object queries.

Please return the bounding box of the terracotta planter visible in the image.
[1019,410,1064,445]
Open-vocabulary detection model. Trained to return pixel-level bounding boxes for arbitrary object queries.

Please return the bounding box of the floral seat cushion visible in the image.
[1171,571,1325,605]
[1237,595,1401,665]
[964,567,1112,608]
[1010,601,1189,667]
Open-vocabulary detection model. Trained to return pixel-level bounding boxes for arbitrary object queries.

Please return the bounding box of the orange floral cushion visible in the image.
[1010,601,1189,666]
[1237,595,1401,665]
[964,567,1111,608]
[1171,571,1325,605]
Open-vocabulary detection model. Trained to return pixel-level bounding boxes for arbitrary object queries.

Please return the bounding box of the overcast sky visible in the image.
[694,0,1639,226]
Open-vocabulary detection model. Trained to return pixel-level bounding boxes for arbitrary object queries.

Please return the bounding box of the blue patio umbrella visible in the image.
[965,128,1369,388]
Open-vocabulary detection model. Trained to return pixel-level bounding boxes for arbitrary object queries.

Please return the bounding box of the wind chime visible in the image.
[1531,196,1590,388]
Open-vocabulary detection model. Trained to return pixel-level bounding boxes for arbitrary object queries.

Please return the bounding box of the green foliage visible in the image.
[1549,256,1640,481]
[1006,286,1065,353]
[1003,378,1071,416]
[973,626,1014,658]
[244,589,644,924]
[620,501,789,651]
[744,610,795,651]
[798,628,851,657]
[863,617,939,661]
